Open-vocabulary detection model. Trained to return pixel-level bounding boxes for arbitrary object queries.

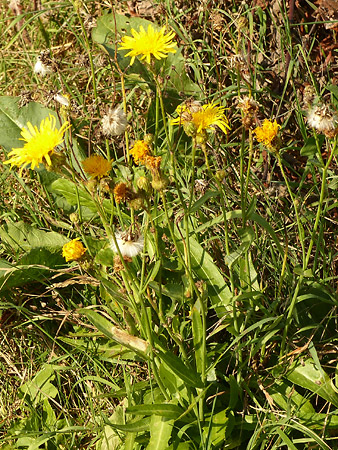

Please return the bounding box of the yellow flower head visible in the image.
[254,119,280,149]
[172,103,230,137]
[130,140,151,165]
[4,115,70,175]
[62,238,87,262]
[119,24,177,65]
[82,154,111,179]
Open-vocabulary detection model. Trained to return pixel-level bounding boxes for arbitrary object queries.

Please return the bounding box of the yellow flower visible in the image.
[62,238,87,262]
[119,24,176,65]
[130,140,151,165]
[82,155,111,179]
[4,115,70,175]
[254,119,280,149]
[171,103,230,136]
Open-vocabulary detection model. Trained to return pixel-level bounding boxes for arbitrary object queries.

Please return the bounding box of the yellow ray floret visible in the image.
[172,103,230,135]
[4,115,70,175]
[254,119,280,149]
[82,154,111,179]
[119,24,176,65]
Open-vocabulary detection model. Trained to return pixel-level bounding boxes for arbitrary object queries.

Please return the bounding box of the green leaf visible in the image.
[105,417,151,433]
[175,231,233,317]
[157,350,203,388]
[19,365,58,407]
[285,358,338,408]
[126,403,184,419]
[80,308,150,356]
[268,380,315,414]
[224,226,255,268]
[50,178,112,220]
[191,303,204,375]
[147,415,174,450]
[189,191,219,213]
[95,247,115,267]
[0,220,68,253]
[203,410,228,447]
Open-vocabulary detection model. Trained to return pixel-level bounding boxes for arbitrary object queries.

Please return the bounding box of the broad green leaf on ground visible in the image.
[0,222,68,291]
[267,380,315,414]
[156,350,204,388]
[203,410,228,447]
[97,406,124,450]
[0,220,68,253]
[50,178,117,221]
[224,226,255,268]
[285,358,338,408]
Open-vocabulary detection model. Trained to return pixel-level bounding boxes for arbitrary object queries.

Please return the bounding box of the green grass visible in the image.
[1,0,338,448]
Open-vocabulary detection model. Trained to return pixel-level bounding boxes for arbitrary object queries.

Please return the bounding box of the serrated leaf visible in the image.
[0,221,68,253]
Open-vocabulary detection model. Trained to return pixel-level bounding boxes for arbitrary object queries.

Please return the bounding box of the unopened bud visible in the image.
[137,176,151,192]
[69,213,80,224]
[215,169,226,181]
[151,175,168,191]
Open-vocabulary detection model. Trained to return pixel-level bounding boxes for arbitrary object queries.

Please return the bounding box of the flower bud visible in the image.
[152,175,168,191]
[137,176,151,192]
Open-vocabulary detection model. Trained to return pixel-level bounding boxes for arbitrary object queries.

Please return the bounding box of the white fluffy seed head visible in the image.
[34,58,52,77]
[102,106,128,136]
[307,104,338,133]
[110,231,144,258]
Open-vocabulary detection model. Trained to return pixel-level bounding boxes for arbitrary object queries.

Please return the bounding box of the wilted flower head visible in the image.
[82,154,111,179]
[171,102,230,140]
[62,238,87,262]
[254,119,280,151]
[102,106,128,136]
[4,115,70,175]
[119,24,176,65]
[111,228,144,258]
[237,96,259,129]
[113,182,135,204]
[307,104,338,138]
